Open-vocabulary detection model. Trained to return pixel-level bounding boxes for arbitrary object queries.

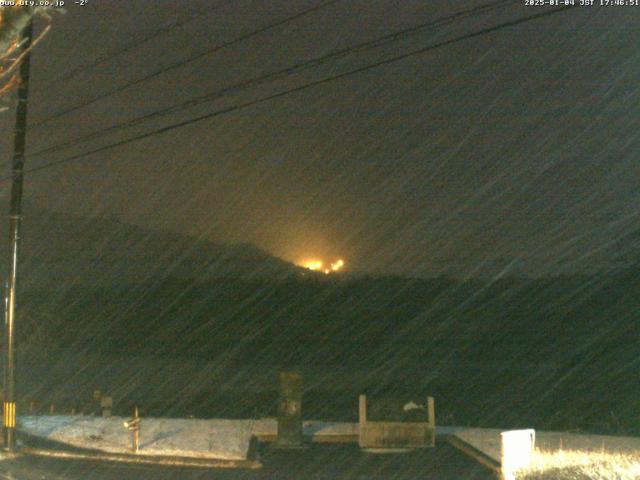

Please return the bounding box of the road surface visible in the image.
[0,444,493,479]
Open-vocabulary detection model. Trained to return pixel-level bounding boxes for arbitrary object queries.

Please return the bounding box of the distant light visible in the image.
[302,260,324,271]
[330,259,345,272]
[300,258,345,274]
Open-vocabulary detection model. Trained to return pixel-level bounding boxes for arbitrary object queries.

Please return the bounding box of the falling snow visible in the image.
[0,0,638,478]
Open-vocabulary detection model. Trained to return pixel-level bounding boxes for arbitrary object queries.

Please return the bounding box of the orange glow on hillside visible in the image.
[300,258,345,274]
[330,259,345,272]
[302,260,324,271]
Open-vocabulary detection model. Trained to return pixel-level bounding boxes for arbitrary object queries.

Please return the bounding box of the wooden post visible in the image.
[358,394,368,449]
[427,396,436,446]
[123,406,140,453]
[359,394,367,425]
[133,407,139,453]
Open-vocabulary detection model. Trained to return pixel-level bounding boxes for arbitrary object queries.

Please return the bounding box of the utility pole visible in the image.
[3,17,33,451]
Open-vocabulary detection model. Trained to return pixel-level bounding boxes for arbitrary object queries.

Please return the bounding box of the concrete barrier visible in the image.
[358,394,435,450]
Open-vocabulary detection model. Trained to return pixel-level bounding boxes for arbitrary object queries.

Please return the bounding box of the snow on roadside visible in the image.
[18,415,258,460]
[17,415,360,460]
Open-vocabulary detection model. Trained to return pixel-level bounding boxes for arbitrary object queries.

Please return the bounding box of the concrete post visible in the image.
[100,396,113,417]
[275,371,304,448]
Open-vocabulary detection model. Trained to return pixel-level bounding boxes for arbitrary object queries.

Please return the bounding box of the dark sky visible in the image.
[1,0,638,277]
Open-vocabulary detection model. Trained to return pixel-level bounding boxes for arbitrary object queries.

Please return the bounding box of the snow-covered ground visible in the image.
[17,415,359,460]
[19,415,259,460]
[440,427,640,465]
[22,416,639,472]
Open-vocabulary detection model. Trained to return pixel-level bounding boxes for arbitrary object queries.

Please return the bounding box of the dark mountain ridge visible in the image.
[0,206,638,434]
[0,205,307,290]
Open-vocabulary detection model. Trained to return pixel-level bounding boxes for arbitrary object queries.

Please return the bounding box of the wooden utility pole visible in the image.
[3,17,33,451]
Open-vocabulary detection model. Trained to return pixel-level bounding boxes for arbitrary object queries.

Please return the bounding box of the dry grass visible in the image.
[515,449,640,480]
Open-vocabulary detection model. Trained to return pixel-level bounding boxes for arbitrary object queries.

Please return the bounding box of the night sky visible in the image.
[1,0,638,278]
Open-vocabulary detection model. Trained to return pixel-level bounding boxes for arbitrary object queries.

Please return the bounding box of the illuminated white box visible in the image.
[501,429,535,480]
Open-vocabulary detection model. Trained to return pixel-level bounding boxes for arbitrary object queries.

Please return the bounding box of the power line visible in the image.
[49,0,235,85]
[29,0,342,129]
[30,0,517,159]
[15,5,575,180]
